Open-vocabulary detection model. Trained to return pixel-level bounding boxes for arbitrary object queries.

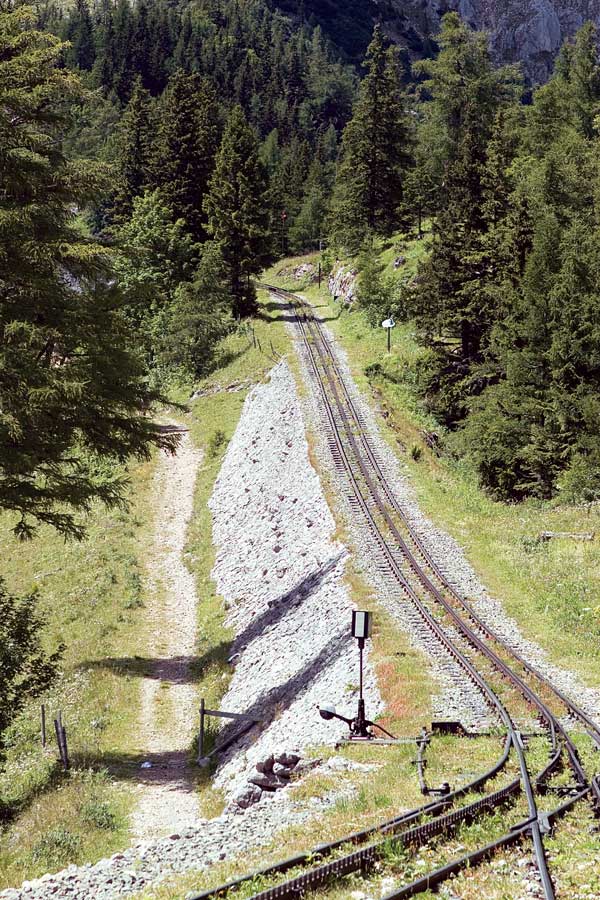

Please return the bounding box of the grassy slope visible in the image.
[0,459,156,885]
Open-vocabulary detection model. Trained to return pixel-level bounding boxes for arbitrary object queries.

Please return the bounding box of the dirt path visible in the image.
[129,428,204,841]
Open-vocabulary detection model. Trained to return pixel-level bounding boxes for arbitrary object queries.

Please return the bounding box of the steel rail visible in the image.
[196,285,593,900]
[241,779,522,900]
[263,284,561,897]
[380,786,590,900]
[189,735,515,900]
[268,283,599,775]
[267,285,600,884]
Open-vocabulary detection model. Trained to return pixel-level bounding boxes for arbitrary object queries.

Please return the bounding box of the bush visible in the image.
[0,581,62,759]
[207,429,228,459]
[80,799,119,831]
[31,827,82,868]
[364,362,383,380]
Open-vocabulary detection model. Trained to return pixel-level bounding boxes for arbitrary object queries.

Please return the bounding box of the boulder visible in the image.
[255,754,275,775]
[231,783,263,809]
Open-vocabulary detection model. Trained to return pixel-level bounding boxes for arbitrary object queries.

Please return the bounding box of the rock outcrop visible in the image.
[385,0,598,83]
[295,0,600,83]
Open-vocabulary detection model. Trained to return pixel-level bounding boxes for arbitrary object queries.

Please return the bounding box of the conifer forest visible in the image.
[2,1,600,897]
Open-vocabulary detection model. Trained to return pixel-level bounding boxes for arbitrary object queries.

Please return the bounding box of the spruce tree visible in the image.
[204,107,271,317]
[65,0,95,71]
[329,25,410,250]
[0,6,175,539]
[111,77,154,221]
[410,13,521,424]
[157,242,233,377]
[0,580,62,756]
[288,158,331,253]
[570,22,600,139]
[150,70,221,243]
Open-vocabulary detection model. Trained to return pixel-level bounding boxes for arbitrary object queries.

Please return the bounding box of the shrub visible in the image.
[410,444,422,461]
[31,827,81,868]
[364,362,383,380]
[0,580,62,759]
[207,429,228,459]
[80,799,119,831]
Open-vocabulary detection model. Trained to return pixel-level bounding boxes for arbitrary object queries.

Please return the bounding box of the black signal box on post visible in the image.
[352,610,372,644]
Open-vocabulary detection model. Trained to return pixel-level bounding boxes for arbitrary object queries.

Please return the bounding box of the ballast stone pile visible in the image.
[208,360,383,803]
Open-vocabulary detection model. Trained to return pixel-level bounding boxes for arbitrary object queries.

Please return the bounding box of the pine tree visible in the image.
[111,77,154,221]
[0,6,175,539]
[410,13,521,424]
[157,241,233,377]
[329,25,410,250]
[150,70,221,242]
[204,107,271,317]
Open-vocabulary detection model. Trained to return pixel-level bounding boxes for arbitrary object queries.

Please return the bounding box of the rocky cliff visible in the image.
[288,0,600,82]
[384,0,599,83]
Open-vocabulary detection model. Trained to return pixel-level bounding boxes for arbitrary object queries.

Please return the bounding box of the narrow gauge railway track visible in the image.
[192,286,600,900]
[274,284,600,796]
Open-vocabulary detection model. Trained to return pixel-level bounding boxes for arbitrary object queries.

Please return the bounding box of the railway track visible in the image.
[192,285,600,900]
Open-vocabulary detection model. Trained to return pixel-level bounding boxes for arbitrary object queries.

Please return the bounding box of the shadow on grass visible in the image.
[258,301,342,323]
[79,641,231,685]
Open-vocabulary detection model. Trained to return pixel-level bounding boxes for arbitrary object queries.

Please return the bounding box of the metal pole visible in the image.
[198,698,205,763]
[61,725,70,771]
[356,638,368,737]
[387,327,391,353]
[41,704,46,748]
[54,718,61,762]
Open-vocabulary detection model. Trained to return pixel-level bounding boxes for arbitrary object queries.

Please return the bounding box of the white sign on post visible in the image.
[382,316,395,351]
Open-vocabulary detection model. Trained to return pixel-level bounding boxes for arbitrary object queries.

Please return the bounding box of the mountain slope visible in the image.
[283,0,600,81]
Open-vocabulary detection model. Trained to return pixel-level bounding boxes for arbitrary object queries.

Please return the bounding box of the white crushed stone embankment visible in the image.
[287,292,600,730]
[209,359,382,801]
[0,361,382,900]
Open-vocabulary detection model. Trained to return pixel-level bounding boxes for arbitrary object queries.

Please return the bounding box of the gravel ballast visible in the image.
[209,359,382,801]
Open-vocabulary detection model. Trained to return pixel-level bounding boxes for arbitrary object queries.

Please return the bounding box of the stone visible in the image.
[255,755,275,775]
[291,758,322,778]
[249,774,283,791]
[231,784,262,809]
[275,752,300,768]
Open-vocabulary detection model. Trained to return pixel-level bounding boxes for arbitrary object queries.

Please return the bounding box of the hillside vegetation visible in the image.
[3,0,600,890]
